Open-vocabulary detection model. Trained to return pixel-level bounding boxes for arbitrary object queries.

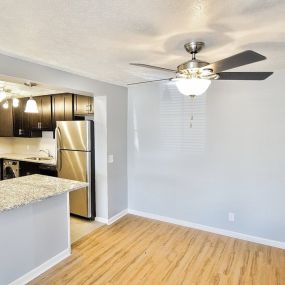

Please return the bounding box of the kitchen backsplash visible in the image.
[0,132,56,157]
[0,137,13,153]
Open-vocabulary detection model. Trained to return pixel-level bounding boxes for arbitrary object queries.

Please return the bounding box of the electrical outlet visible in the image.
[228,212,235,222]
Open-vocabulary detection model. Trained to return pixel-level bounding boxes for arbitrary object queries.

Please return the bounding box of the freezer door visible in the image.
[58,149,91,218]
[56,121,92,151]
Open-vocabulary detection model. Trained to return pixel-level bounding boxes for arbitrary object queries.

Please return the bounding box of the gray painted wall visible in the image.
[107,92,128,217]
[0,53,128,219]
[0,194,69,284]
[128,71,285,242]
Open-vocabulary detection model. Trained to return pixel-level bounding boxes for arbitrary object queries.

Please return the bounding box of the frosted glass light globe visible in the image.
[174,78,211,96]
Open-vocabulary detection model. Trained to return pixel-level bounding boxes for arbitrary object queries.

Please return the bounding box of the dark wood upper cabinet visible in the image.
[13,98,30,137]
[74,95,94,116]
[0,93,93,137]
[13,98,42,137]
[52,93,74,129]
[0,99,14,137]
[30,96,52,131]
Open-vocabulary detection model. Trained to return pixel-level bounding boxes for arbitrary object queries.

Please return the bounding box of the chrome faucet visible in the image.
[39,149,53,158]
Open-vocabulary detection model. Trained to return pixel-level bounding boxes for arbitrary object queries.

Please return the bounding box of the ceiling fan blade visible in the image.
[204,50,266,73]
[130,63,176,73]
[127,78,173,86]
[217,72,273,80]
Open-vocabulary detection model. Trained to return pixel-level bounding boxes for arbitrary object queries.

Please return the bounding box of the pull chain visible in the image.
[189,95,196,128]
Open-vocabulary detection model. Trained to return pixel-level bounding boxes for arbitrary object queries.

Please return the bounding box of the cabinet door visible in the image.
[0,99,13,137]
[29,97,42,130]
[88,96,94,114]
[13,98,30,137]
[22,98,31,135]
[74,95,88,115]
[74,95,94,115]
[41,95,52,130]
[52,94,74,129]
[52,94,65,129]
[64,94,73,120]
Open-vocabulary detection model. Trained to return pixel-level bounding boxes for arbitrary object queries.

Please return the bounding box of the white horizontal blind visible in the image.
[159,85,207,154]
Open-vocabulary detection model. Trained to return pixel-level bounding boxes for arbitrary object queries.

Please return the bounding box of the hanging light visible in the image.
[0,89,6,102]
[12,98,19,107]
[25,96,38,113]
[173,78,211,96]
[2,100,9,109]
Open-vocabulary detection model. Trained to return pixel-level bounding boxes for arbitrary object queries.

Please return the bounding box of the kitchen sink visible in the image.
[25,157,53,161]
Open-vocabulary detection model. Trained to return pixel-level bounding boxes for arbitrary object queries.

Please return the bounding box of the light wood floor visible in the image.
[70,216,103,243]
[30,215,285,285]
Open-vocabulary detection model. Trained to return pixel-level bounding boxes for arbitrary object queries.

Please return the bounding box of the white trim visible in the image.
[95,216,108,224]
[9,249,70,285]
[128,209,285,250]
[67,194,71,251]
[108,209,128,225]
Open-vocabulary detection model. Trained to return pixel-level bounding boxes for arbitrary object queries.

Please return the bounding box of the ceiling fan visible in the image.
[129,42,273,96]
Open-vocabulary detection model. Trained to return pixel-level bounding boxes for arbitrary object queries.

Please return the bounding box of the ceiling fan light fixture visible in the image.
[173,78,211,96]
[25,96,38,113]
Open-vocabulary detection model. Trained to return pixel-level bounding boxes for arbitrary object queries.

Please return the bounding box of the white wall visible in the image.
[0,53,128,220]
[128,71,285,243]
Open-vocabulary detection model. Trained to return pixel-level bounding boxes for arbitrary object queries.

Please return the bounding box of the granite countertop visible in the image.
[0,153,56,165]
[0,174,87,213]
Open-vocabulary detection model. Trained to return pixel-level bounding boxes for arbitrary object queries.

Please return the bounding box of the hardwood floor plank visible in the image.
[29,215,285,285]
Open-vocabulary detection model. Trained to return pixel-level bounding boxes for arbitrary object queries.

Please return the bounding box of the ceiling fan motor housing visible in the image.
[177,59,209,75]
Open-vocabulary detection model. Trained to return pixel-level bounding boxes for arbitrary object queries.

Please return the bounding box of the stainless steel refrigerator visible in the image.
[56,121,95,219]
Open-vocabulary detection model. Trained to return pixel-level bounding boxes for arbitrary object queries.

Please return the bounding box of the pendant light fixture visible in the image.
[25,96,38,113]
[12,98,20,108]
[0,88,7,102]
[24,82,38,113]
[2,100,9,109]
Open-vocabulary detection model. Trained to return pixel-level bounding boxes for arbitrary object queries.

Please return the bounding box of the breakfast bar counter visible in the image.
[0,175,87,285]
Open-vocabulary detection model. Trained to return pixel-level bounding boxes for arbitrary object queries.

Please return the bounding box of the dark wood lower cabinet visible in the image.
[19,161,57,177]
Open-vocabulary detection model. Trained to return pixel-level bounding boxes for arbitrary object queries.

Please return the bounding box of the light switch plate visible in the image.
[228,212,235,222]
[108,154,114,163]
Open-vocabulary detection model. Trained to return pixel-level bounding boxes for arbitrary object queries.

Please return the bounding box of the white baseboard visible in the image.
[95,209,128,225]
[9,249,70,285]
[108,209,128,225]
[95,216,108,224]
[128,209,285,250]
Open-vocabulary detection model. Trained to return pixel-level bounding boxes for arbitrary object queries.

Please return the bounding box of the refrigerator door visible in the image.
[56,121,92,151]
[58,149,91,218]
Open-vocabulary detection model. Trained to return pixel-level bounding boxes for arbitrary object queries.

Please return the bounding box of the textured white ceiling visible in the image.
[0,80,63,97]
[0,0,284,86]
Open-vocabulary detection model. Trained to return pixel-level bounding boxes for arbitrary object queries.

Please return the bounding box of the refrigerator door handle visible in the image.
[86,151,92,217]
[55,127,62,171]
